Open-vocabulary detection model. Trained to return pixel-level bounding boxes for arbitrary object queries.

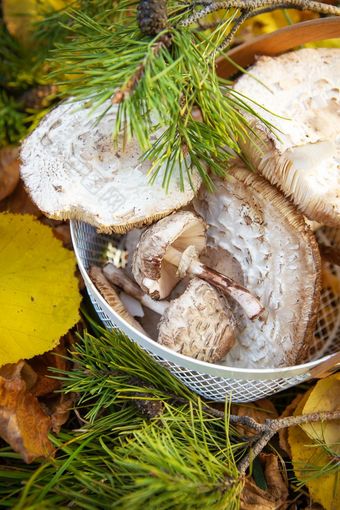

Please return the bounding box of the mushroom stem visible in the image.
[164,245,264,320]
[103,264,168,315]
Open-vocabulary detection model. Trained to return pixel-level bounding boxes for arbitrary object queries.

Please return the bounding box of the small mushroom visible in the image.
[158,278,236,362]
[194,165,321,368]
[233,48,340,226]
[20,100,201,233]
[132,210,264,319]
[103,262,168,315]
[89,266,146,333]
[103,264,237,363]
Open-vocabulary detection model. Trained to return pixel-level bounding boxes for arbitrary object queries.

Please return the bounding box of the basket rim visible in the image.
[70,220,336,381]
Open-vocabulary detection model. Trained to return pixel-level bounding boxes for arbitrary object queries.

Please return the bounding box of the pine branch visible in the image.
[180,0,340,26]
[37,1,340,189]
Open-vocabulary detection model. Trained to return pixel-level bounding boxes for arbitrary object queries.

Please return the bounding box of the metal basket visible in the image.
[70,220,340,402]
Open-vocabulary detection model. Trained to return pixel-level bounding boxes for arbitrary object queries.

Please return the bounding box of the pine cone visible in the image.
[137,0,168,36]
[21,85,58,110]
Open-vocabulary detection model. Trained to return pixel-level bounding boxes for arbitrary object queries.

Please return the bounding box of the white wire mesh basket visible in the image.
[71,220,340,402]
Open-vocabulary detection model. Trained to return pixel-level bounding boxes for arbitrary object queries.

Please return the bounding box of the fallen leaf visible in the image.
[231,399,278,436]
[0,361,54,463]
[241,453,288,509]
[29,338,69,397]
[300,374,340,454]
[0,180,41,216]
[0,213,81,366]
[288,377,340,510]
[0,146,20,202]
[49,393,76,434]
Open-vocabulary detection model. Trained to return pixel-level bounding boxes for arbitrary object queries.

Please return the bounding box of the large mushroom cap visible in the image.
[20,100,201,233]
[194,166,321,369]
[158,278,236,363]
[234,48,340,226]
[133,210,206,299]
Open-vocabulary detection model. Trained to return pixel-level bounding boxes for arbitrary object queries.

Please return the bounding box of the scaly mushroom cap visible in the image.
[133,211,206,299]
[158,278,236,363]
[194,166,321,368]
[20,100,201,233]
[234,48,340,226]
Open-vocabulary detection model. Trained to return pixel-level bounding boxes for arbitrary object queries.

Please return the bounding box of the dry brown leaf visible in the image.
[29,339,69,397]
[241,453,288,510]
[231,399,278,436]
[0,180,41,216]
[0,360,55,463]
[52,224,72,249]
[0,146,20,202]
[49,393,76,434]
[0,334,76,462]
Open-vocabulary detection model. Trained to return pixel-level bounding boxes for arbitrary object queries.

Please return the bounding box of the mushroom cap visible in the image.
[132,210,206,299]
[193,165,321,369]
[20,100,201,234]
[158,278,236,363]
[234,48,340,226]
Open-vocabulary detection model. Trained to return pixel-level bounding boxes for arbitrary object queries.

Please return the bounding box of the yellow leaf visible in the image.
[301,374,340,455]
[288,380,340,510]
[3,0,68,46]
[0,213,81,366]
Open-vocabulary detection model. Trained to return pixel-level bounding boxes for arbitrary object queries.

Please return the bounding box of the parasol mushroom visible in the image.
[89,266,146,333]
[132,210,264,319]
[233,48,340,226]
[193,165,321,369]
[20,100,201,233]
[103,264,237,363]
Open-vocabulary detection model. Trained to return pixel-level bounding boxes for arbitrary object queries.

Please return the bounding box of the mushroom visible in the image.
[20,100,201,234]
[132,210,264,319]
[157,278,236,363]
[89,266,146,333]
[193,165,321,369]
[233,48,340,226]
[103,263,237,363]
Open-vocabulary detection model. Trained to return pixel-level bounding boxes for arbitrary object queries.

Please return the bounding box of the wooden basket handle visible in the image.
[309,351,340,379]
[216,17,340,79]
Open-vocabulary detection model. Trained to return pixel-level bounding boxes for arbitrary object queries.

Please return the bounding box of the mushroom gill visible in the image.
[193,166,321,369]
[233,48,340,226]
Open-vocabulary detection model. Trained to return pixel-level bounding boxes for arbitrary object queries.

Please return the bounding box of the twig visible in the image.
[211,10,251,57]
[180,1,340,27]
[237,409,340,474]
[112,35,171,104]
[80,370,340,474]
[167,393,340,473]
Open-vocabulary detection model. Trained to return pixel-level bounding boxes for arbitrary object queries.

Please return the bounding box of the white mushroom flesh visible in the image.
[194,166,321,368]
[20,100,201,233]
[133,211,206,299]
[234,48,340,226]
